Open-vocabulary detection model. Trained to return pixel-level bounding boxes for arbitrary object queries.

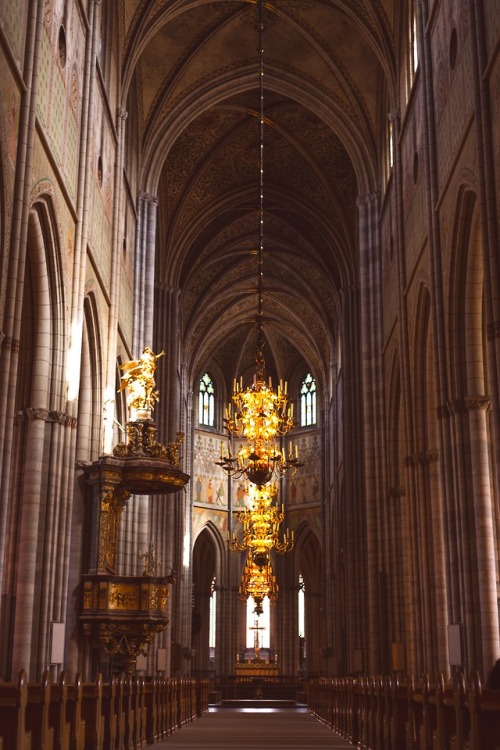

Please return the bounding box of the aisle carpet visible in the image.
[152,707,354,749]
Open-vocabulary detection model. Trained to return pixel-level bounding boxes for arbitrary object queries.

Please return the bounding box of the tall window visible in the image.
[209,576,217,650]
[406,6,419,99]
[298,573,305,638]
[300,373,317,427]
[411,11,419,78]
[388,118,394,171]
[199,372,215,427]
[246,598,270,649]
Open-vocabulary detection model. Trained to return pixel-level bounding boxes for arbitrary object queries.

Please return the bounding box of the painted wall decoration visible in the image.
[289,506,322,541]
[283,431,321,507]
[231,478,250,508]
[193,506,228,542]
[193,430,229,507]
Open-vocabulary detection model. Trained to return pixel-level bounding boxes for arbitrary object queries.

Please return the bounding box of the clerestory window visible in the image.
[300,373,317,427]
[199,372,215,427]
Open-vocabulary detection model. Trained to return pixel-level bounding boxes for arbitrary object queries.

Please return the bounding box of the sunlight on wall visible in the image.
[66,320,82,402]
[102,385,116,453]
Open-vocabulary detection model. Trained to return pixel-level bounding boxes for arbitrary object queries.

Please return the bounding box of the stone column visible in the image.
[0,0,46,607]
[357,191,387,674]
[338,283,366,672]
[464,397,499,672]
[133,193,158,354]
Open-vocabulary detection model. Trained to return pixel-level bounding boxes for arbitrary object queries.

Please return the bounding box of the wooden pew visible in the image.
[170,678,180,734]
[389,677,409,750]
[66,674,85,750]
[143,678,158,744]
[467,671,500,750]
[1,671,216,750]
[50,671,70,750]
[134,676,147,749]
[80,674,103,750]
[0,669,32,750]
[121,675,134,750]
[101,677,117,750]
[451,672,470,749]
[26,671,55,750]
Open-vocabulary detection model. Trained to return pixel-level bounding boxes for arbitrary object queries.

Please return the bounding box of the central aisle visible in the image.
[152,707,355,749]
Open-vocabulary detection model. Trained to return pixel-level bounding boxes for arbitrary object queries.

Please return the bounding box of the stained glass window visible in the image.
[300,373,316,426]
[199,373,215,427]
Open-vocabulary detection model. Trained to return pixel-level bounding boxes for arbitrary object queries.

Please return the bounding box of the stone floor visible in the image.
[151,706,355,749]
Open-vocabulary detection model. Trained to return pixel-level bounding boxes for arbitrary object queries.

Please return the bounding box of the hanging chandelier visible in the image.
[227,483,294,569]
[238,549,279,615]
[217,435,301,486]
[215,0,302,487]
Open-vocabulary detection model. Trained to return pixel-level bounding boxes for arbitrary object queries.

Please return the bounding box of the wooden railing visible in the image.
[0,670,209,750]
[307,672,500,750]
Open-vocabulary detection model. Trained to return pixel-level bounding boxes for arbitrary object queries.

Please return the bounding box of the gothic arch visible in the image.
[387,348,402,489]
[448,187,484,398]
[191,523,225,677]
[8,194,70,679]
[446,184,499,674]
[293,524,323,675]
[76,293,103,462]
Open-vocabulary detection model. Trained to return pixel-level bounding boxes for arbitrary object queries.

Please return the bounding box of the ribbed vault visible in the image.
[116,0,399,389]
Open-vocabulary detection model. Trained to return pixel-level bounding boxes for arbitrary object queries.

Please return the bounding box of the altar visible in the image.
[235,660,279,676]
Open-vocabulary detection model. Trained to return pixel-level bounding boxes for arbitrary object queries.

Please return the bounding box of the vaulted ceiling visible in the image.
[120,0,400,393]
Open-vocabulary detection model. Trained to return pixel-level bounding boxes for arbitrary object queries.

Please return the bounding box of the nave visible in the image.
[152,707,351,750]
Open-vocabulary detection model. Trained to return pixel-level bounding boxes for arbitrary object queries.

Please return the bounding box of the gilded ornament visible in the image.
[118,347,164,414]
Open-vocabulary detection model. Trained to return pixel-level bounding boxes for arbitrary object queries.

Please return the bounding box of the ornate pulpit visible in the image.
[80,348,189,673]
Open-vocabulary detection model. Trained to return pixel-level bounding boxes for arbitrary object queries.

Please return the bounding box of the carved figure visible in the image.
[118,348,164,412]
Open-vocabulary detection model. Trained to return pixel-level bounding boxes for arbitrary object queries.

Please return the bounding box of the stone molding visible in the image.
[17,407,77,427]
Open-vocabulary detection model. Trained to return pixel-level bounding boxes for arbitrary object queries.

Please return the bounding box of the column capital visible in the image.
[405,450,439,467]
[464,395,491,413]
[356,191,379,209]
[487,320,500,339]
[386,486,405,499]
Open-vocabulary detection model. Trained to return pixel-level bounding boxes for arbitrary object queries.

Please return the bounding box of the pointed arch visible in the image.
[300,372,317,427]
[191,521,229,677]
[76,292,103,461]
[447,183,499,674]
[387,348,402,489]
[8,193,70,679]
[198,371,216,428]
[293,524,322,675]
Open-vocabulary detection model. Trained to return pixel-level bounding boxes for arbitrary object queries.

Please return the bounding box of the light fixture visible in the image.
[228,483,294,568]
[238,549,279,615]
[215,0,302,487]
[217,436,301,486]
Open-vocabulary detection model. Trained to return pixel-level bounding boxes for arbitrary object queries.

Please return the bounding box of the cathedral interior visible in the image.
[0,0,499,700]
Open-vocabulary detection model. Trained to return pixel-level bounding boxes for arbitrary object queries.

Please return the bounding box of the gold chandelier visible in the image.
[238,549,279,615]
[224,355,294,442]
[228,483,294,568]
[215,0,302,488]
[217,433,301,486]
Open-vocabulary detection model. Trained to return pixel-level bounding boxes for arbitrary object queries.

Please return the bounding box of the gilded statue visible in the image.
[118,347,165,413]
